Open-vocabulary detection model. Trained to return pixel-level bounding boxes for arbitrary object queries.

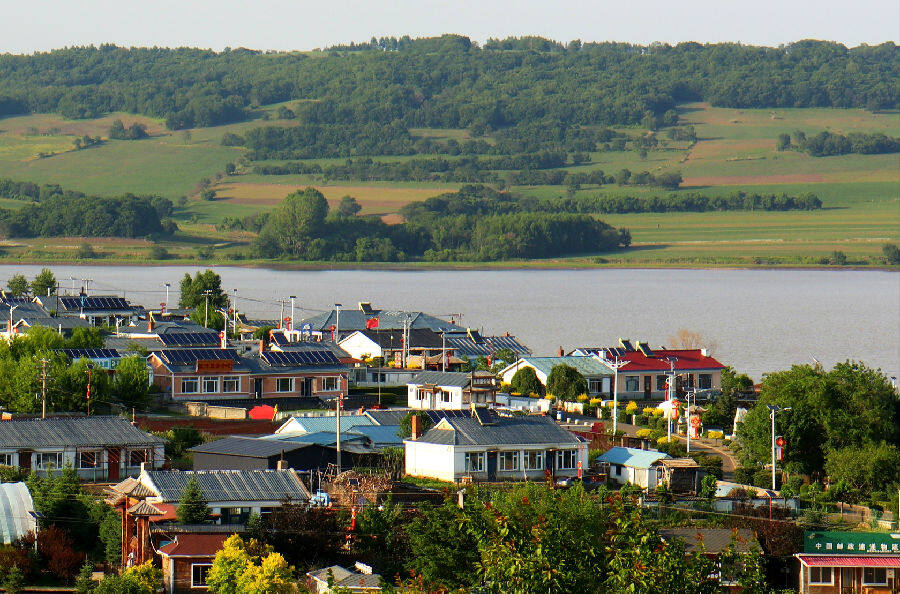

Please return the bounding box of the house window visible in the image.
[464,452,485,473]
[181,378,199,394]
[128,449,149,466]
[222,376,240,393]
[556,450,577,470]
[322,377,339,391]
[275,378,294,393]
[588,379,603,394]
[441,391,452,403]
[498,451,519,471]
[625,376,640,392]
[809,567,832,585]
[656,375,668,391]
[416,389,426,400]
[862,568,887,586]
[36,452,62,470]
[0,453,13,467]
[698,374,712,389]
[221,507,251,525]
[523,451,544,470]
[79,451,100,469]
[191,564,212,588]
[202,376,220,393]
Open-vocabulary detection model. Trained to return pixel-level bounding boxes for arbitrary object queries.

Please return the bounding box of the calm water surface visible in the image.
[2,265,897,381]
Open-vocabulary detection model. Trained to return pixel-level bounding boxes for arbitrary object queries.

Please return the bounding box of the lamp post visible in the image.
[665,357,678,442]
[607,356,629,436]
[8,304,18,334]
[86,363,94,416]
[232,288,238,335]
[685,388,695,453]
[164,283,170,309]
[334,303,342,343]
[768,404,791,491]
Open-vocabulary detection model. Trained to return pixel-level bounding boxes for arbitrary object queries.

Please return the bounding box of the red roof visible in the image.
[796,554,900,568]
[600,348,725,373]
[148,503,179,523]
[158,533,230,557]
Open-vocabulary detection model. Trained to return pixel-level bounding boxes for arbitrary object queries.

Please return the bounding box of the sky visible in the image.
[2,0,897,54]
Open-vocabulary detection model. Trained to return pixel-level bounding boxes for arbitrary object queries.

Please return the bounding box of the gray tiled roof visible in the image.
[659,528,757,554]
[302,309,463,333]
[410,371,493,388]
[144,469,309,503]
[188,437,313,458]
[415,415,583,447]
[0,416,163,449]
[444,334,532,358]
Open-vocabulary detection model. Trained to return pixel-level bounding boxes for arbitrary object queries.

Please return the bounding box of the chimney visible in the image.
[147,313,155,332]
[411,414,423,440]
[701,348,708,357]
[259,339,265,354]
[276,454,288,471]
[557,346,564,357]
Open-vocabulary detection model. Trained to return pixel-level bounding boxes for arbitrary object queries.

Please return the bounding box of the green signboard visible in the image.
[804,531,900,554]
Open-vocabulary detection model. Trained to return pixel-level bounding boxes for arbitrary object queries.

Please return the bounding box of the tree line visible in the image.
[0,39,894,133]
[0,178,175,238]
[399,185,822,219]
[779,130,900,156]
[250,187,628,262]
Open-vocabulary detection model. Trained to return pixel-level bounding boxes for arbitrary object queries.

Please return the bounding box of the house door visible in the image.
[644,376,652,398]
[18,451,31,471]
[487,452,498,481]
[254,379,263,399]
[107,449,120,481]
[840,568,853,591]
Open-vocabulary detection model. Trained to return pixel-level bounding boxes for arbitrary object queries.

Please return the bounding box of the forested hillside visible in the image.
[0,37,895,134]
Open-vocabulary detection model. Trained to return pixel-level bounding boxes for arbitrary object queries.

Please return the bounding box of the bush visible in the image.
[883,243,900,265]
[76,243,96,259]
[625,401,638,414]
[576,394,589,402]
[588,398,602,406]
[149,244,170,260]
[0,465,27,482]
[733,466,759,485]
[635,428,652,438]
[752,468,777,489]
[780,475,804,498]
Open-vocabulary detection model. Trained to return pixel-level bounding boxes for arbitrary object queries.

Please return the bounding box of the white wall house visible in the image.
[499,356,613,396]
[407,371,497,410]
[338,331,384,360]
[404,410,588,483]
[597,447,670,490]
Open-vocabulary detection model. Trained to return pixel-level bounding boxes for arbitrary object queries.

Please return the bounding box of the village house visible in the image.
[301,302,465,339]
[0,415,164,481]
[404,407,588,483]
[148,345,347,402]
[572,339,727,399]
[795,531,900,593]
[407,371,498,409]
[598,446,670,490]
[158,533,229,593]
[106,468,308,570]
[499,355,614,396]
[36,294,139,327]
[339,328,445,363]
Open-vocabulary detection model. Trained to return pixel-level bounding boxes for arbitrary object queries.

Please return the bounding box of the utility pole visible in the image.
[279,299,285,329]
[232,288,238,335]
[335,391,343,474]
[665,357,678,443]
[441,330,447,372]
[164,283,170,308]
[86,363,94,416]
[40,358,49,419]
[289,296,296,332]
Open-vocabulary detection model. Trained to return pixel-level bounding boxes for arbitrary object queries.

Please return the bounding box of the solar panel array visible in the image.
[59,348,121,359]
[261,350,340,367]
[161,349,241,364]
[0,296,33,305]
[271,333,289,346]
[159,332,221,347]
[638,342,654,356]
[473,406,495,426]
[59,296,131,311]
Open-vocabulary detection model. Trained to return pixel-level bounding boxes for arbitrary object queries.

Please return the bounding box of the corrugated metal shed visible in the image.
[0,416,163,448]
[348,425,403,447]
[410,371,494,388]
[275,415,373,435]
[189,436,314,458]
[598,447,670,469]
[144,469,309,503]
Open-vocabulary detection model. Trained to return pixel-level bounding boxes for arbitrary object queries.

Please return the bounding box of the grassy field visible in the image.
[0,103,896,267]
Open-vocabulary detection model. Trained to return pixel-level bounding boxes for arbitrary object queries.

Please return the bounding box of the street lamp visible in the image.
[685,388,696,453]
[8,304,18,334]
[289,296,296,332]
[606,356,629,436]
[767,405,791,491]
[164,283,170,307]
[86,363,94,416]
[334,303,342,343]
[665,357,678,442]
[232,288,238,335]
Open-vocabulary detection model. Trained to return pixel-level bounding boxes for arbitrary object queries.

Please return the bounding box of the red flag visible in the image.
[366,317,379,329]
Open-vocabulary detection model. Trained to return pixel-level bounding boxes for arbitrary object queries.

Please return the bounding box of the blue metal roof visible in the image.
[265,431,367,447]
[348,425,403,446]
[275,415,374,435]
[597,447,669,469]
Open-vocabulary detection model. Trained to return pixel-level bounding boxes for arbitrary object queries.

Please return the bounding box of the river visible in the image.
[2,265,898,381]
